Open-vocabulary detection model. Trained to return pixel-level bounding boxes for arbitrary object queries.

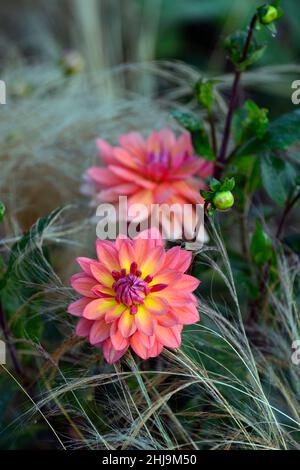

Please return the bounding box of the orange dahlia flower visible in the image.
[68,229,200,363]
[83,128,213,239]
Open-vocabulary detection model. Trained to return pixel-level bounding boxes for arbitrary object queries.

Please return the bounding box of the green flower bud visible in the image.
[213,191,234,210]
[258,5,278,25]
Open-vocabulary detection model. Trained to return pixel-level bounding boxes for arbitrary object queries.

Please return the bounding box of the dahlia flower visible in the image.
[68,229,200,363]
[83,128,213,240]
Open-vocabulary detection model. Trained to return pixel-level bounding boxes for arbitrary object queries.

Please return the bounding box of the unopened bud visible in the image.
[258,5,278,25]
[213,191,234,210]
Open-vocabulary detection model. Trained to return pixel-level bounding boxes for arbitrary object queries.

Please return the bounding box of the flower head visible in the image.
[68,229,200,363]
[83,128,213,240]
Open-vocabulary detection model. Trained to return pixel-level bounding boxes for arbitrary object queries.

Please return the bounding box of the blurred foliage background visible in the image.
[0,0,299,113]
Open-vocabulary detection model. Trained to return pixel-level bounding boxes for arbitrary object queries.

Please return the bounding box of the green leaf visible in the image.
[200,190,214,201]
[171,110,202,132]
[261,154,297,206]
[233,100,269,145]
[220,177,235,191]
[191,130,214,161]
[194,80,215,112]
[209,178,221,192]
[236,109,300,157]
[172,110,214,161]
[0,202,5,223]
[250,221,273,266]
[224,31,266,72]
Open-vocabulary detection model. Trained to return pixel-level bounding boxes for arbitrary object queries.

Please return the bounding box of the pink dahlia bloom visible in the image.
[83,128,213,239]
[68,229,200,364]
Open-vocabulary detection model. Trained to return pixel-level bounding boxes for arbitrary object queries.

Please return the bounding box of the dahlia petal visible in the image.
[130,333,150,360]
[97,183,137,202]
[159,128,176,148]
[109,164,154,189]
[83,298,117,320]
[118,310,137,338]
[180,274,200,291]
[102,338,128,364]
[89,320,110,345]
[76,318,93,337]
[96,240,120,271]
[118,239,136,271]
[149,270,181,287]
[148,340,164,358]
[105,304,127,322]
[156,325,181,349]
[112,147,140,170]
[127,189,154,209]
[76,257,96,275]
[96,139,116,165]
[153,289,191,307]
[143,296,168,315]
[134,227,163,246]
[91,284,114,298]
[173,181,203,204]
[170,159,204,180]
[139,246,165,277]
[154,183,176,204]
[70,273,97,297]
[135,305,156,336]
[87,167,122,186]
[163,246,192,272]
[172,305,200,325]
[119,132,146,161]
[196,159,214,178]
[134,330,155,349]
[110,322,129,351]
[67,297,90,317]
[90,263,114,287]
[157,311,178,327]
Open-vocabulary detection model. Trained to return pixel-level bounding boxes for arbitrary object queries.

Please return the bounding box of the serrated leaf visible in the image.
[171,110,214,160]
[233,100,269,145]
[194,80,215,112]
[261,154,296,206]
[209,178,221,192]
[200,190,214,201]
[224,31,266,72]
[236,109,300,157]
[250,221,273,266]
[220,177,235,191]
[238,45,266,71]
[191,129,214,161]
[171,110,202,132]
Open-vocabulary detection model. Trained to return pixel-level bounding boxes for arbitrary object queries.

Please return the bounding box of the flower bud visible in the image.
[258,5,278,25]
[213,191,234,210]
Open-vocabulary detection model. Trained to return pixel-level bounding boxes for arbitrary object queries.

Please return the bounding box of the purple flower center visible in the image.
[112,262,152,314]
[111,262,168,314]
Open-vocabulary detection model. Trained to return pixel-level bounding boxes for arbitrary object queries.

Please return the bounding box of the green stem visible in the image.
[214,14,257,178]
[276,191,300,239]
